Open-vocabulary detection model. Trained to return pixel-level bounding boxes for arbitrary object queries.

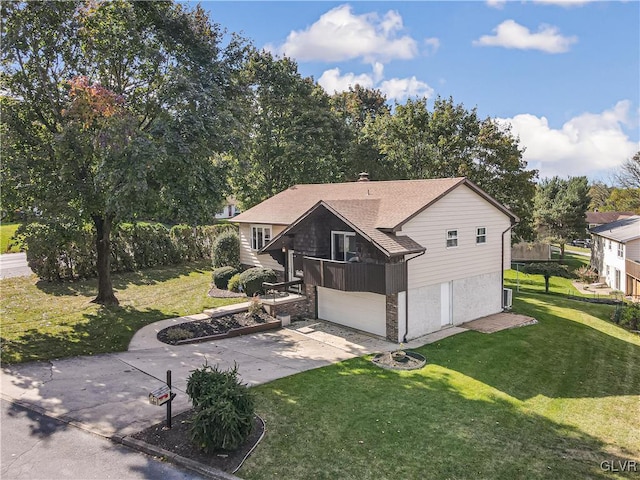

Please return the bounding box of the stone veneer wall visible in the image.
[386,293,399,342]
[305,284,317,319]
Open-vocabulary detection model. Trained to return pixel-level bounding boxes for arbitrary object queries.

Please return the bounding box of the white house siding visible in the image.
[601,238,628,291]
[399,185,511,340]
[401,184,512,287]
[238,223,286,272]
[401,272,502,340]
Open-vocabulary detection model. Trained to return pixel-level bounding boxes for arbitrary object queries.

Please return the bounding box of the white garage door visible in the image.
[317,287,387,337]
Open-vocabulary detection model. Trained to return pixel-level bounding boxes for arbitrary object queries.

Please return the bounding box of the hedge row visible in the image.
[20,222,237,281]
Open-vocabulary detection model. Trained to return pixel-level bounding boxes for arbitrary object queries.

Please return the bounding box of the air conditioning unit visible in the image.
[503,288,513,310]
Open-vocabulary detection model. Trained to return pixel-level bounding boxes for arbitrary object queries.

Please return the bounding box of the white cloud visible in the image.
[486,0,507,9]
[271,4,418,63]
[499,101,639,179]
[423,37,441,55]
[473,19,577,53]
[317,68,374,93]
[379,77,434,101]
[317,64,434,102]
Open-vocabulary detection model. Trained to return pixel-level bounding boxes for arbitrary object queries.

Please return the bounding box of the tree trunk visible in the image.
[91,215,119,305]
[544,275,550,294]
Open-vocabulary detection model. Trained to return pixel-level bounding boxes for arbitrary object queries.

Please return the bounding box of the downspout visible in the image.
[403,250,426,343]
[501,221,519,309]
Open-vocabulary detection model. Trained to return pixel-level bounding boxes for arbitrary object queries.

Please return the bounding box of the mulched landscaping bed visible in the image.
[131,409,265,474]
[157,312,278,345]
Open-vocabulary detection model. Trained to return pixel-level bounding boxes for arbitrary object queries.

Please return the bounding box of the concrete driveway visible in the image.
[2,313,464,441]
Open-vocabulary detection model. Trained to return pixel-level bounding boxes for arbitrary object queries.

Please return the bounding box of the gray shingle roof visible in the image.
[590,216,640,243]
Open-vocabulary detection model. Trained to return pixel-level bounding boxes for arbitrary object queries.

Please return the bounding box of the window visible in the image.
[608,240,612,250]
[446,230,458,248]
[476,227,487,244]
[617,243,624,258]
[331,231,356,261]
[251,225,271,251]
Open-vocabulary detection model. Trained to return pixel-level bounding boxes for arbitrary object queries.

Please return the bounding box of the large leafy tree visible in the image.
[533,176,591,257]
[1,1,248,304]
[230,51,348,208]
[369,96,537,239]
[330,85,390,181]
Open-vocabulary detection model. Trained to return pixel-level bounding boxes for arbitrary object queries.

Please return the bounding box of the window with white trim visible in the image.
[331,231,356,261]
[617,243,624,258]
[476,227,487,244]
[446,229,458,248]
[250,225,271,251]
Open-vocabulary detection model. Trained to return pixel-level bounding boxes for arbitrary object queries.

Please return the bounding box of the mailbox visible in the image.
[149,385,171,406]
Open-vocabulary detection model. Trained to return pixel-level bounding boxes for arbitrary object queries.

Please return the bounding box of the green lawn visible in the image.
[0,261,244,363]
[0,222,22,253]
[241,292,640,480]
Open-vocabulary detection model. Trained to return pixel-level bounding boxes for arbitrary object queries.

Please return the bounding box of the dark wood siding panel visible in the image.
[385,262,407,294]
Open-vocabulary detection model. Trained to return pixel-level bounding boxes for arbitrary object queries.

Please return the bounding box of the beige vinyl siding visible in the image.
[238,223,286,271]
[402,184,511,288]
[626,239,640,261]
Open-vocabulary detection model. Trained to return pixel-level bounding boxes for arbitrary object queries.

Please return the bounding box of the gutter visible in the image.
[501,221,519,309]
[402,250,426,343]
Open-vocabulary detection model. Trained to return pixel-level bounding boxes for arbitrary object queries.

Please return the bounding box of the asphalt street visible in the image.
[0,252,33,279]
[1,399,206,480]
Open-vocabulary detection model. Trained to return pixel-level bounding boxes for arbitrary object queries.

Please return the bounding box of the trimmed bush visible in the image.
[186,363,254,452]
[238,267,277,297]
[212,266,239,289]
[227,273,242,292]
[212,229,240,269]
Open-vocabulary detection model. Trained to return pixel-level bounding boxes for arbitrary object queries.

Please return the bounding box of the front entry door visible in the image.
[288,250,302,293]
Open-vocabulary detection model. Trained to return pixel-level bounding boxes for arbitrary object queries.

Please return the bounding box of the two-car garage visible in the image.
[316,287,387,337]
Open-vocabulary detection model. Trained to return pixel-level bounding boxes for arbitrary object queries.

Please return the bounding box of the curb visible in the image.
[119,436,242,480]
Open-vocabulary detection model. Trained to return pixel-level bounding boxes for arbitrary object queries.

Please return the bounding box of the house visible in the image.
[232,176,518,342]
[586,211,634,230]
[215,196,241,219]
[590,216,640,297]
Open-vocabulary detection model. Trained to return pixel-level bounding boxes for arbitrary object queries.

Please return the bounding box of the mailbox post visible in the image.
[148,370,177,429]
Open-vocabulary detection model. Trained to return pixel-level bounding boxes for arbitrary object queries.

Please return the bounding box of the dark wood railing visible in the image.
[303,257,406,295]
[626,259,640,280]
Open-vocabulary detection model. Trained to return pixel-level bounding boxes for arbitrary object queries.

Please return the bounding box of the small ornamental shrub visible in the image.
[212,229,240,269]
[227,273,242,292]
[247,295,263,316]
[574,265,598,284]
[212,266,239,289]
[165,327,195,342]
[238,267,277,297]
[186,363,254,452]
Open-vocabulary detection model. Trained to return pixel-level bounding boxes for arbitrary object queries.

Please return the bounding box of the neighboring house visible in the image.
[232,176,518,343]
[215,197,241,219]
[590,216,640,297]
[586,211,634,230]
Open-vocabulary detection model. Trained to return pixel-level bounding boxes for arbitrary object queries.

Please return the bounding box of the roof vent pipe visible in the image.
[357,172,370,182]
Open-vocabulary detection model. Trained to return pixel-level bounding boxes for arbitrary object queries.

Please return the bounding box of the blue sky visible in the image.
[198,1,640,183]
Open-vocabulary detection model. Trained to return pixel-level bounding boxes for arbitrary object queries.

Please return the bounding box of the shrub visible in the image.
[212,266,239,289]
[165,327,195,342]
[186,363,254,452]
[227,273,242,292]
[212,229,240,269]
[247,295,263,316]
[238,267,277,297]
[619,304,640,331]
[574,265,598,284]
